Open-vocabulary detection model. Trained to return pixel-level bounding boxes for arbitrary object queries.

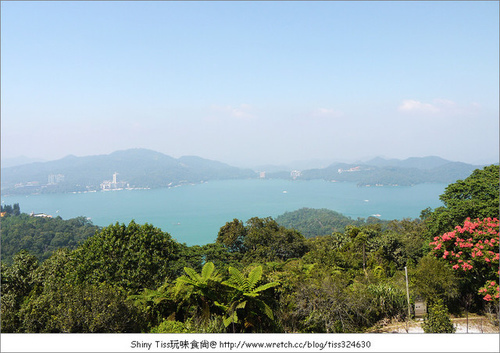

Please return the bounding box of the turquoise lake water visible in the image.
[1,179,446,245]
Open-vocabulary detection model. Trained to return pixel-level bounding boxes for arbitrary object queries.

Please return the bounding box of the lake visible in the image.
[1,179,446,245]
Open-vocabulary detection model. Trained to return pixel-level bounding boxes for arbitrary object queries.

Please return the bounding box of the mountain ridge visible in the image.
[1,149,489,195]
[1,148,257,195]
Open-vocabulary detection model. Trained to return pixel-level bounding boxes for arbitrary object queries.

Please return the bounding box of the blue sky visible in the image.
[1,1,498,167]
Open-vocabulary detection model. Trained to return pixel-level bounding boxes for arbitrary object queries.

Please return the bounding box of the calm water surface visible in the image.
[1,179,446,245]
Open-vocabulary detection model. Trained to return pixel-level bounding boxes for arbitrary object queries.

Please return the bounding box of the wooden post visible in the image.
[466,310,468,333]
[405,266,411,324]
[363,243,366,272]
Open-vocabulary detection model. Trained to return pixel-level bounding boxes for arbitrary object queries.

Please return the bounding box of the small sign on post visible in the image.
[414,297,427,318]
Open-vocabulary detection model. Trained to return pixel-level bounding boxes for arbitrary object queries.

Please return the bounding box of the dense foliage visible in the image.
[70,221,189,293]
[0,207,99,264]
[216,217,308,264]
[422,165,499,238]
[276,208,387,238]
[1,164,499,333]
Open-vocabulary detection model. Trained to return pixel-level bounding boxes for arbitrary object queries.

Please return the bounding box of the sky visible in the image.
[1,1,499,167]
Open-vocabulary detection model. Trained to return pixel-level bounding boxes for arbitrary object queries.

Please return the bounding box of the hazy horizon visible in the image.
[2,1,498,168]
[1,147,496,171]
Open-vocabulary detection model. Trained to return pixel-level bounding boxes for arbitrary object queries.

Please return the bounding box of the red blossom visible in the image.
[431,218,499,302]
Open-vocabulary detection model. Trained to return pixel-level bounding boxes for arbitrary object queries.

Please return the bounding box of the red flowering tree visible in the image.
[429,217,499,304]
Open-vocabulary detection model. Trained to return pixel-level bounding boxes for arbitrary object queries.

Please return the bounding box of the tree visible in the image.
[429,217,499,306]
[19,282,145,333]
[292,272,377,333]
[173,262,222,324]
[0,250,39,332]
[198,243,240,270]
[275,208,378,238]
[216,219,247,253]
[216,217,308,264]
[1,203,20,216]
[71,221,184,293]
[424,165,499,238]
[217,265,279,332]
[0,248,145,333]
[0,212,99,265]
[378,218,427,269]
[421,298,456,333]
[410,255,459,305]
[129,281,176,330]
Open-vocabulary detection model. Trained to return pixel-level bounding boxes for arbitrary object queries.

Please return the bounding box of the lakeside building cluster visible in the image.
[101,172,129,190]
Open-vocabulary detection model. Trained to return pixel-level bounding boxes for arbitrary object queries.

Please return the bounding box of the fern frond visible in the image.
[176,275,197,287]
[253,281,279,293]
[201,262,215,281]
[247,266,263,289]
[228,267,246,287]
[214,301,228,311]
[263,302,274,320]
[236,301,247,309]
[184,267,201,282]
[223,311,238,327]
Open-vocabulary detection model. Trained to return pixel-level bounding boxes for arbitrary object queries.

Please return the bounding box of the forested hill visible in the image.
[278,157,484,186]
[276,208,388,238]
[1,149,257,195]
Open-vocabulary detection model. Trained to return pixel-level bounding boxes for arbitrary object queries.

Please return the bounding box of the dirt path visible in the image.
[369,316,499,333]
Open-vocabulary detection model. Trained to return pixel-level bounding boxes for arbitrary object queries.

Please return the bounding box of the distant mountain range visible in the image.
[1,149,257,195]
[1,156,46,168]
[1,149,490,195]
[273,156,485,186]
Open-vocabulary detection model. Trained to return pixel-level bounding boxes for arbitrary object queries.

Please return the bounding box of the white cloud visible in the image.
[209,103,255,121]
[311,107,343,118]
[398,99,440,114]
[397,98,481,117]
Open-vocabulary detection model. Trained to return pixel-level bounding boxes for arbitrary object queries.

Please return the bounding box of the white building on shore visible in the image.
[101,172,128,190]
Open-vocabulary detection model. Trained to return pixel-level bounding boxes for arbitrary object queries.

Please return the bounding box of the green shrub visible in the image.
[150,320,193,333]
[421,299,456,333]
